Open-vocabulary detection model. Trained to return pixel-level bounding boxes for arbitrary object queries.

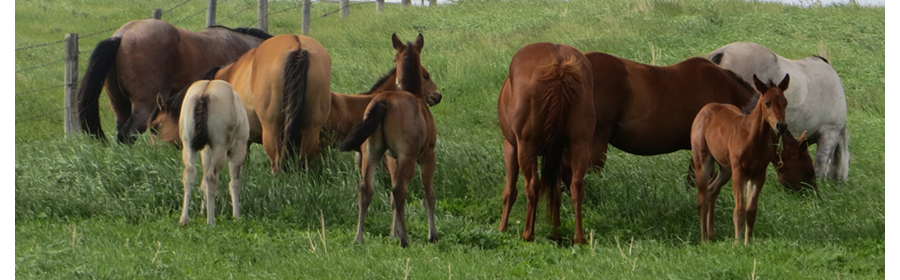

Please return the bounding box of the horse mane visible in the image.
[721,69,759,114]
[155,66,223,121]
[209,25,273,40]
[399,41,422,97]
[708,52,724,65]
[812,55,829,64]
[360,67,397,95]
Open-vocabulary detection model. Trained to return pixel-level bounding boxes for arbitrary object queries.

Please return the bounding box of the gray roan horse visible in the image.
[77,19,271,143]
[708,42,849,182]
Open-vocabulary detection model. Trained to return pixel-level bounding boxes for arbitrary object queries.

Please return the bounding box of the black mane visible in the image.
[812,55,829,64]
[209,25,273,40]
[360,67,397,95]
[398,41,422,96]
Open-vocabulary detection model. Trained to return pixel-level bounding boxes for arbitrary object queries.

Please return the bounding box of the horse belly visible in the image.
[608,123,690,155]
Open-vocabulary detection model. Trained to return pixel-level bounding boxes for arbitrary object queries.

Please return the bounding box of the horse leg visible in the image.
[418,149,439,243]
[117,100,158,144]
[517,143,539,242]
[390,155,416,248]
[731,170,749,245]
[743,175,765,245]
[228,142,248,220]
[200,148,226,227]
[834,126,850,182]
[498,140,519,232]
[355,144,384,245]
[298,126,323,169]
[180,147,198,226]
[261,127,283,175]
[705,164,731,241]
[693,149,715,243]
[567,140,591,245]
[813,127,840,180]
[105,70,131,142]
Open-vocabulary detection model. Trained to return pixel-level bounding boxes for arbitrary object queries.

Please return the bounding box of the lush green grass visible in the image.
[16,0,884,278]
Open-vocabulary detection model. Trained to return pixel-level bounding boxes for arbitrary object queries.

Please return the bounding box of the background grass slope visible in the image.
[16,0,884,278]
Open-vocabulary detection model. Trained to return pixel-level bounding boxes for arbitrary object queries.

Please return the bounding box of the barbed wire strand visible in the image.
[173,8,208,24]
[15,58,66,74]
[163,0,194,15]
[16,107,67,124]
[219,4,256,24]
[15,84,66,96]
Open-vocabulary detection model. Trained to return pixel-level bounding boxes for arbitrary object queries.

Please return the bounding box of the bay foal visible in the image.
[691,74,790,244]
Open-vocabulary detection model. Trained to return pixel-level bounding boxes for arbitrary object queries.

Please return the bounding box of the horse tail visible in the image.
[535,51,584,222]
[340,99,389,152]
[282,47,310,161]
[77,37,121,140]
[190,94,211,151]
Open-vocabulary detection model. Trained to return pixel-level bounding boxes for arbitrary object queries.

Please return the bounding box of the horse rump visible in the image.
[77,37,122,140]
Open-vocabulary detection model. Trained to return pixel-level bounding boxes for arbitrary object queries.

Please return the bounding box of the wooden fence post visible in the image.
[429,0,437,6]
[152,8,162,19]
[341,0,349,17]
[64,34,79,138]
[376,0,384,11]
[302,0,310,35]
[258,0,268,32]
[402,0,411,7]
[206,0,217,28]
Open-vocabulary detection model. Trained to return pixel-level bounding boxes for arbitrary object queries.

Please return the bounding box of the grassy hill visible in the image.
[15,0,884,278]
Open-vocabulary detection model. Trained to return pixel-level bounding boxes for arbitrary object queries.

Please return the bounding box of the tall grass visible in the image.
[16,0,884,278]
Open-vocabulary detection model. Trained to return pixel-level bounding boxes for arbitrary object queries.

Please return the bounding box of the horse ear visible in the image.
[752,74,767,93]
[778,73,791,91]
[392,33,404,51]
[413,33,424,53]
[797,130,808,143]
[156,93,167,111]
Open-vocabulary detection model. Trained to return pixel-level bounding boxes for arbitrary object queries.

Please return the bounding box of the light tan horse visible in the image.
[498,42,594,245]
[691,74,790,245]
[339,34,440,248]
[78,19,270,143]
[165,80,250,227]
[213,34,332,174]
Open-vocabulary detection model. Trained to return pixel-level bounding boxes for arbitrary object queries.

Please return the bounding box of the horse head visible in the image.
[148,92,182,147]
[392,33,442,106]
[753,73,790,135]
[775,130,818,190]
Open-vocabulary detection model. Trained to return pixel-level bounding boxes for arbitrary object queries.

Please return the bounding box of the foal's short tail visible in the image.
[189,94,211,151]
[282,48,310,162]
[77,37,122,140]
[340,99,389,152]
[535,52,585,221]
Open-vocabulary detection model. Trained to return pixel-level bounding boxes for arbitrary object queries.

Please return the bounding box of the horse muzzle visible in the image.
[775,122,787,135]
[428,92,442,106]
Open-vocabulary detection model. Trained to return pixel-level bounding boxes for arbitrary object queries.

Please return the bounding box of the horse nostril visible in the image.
[776,122,787,134]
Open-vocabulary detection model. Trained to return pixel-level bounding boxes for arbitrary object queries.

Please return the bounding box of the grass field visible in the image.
[15,0,884,278]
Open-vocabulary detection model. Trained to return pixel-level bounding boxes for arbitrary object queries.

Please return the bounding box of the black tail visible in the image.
[282,48,310,161]
[340,99,389,152]
[77,37,121,140]
[708,52,724,65]
[190,95,210,151]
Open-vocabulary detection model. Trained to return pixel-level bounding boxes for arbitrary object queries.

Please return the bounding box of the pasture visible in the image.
[15,0,884,278]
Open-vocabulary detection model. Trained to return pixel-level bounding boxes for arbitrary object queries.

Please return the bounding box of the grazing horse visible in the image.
[211,34,332,174]
[691,74,790,245]
[774,130,817,190]
[497,42,594,244]
[340,34,440,248]
[709,42,849,182]
[77,19,271,143]
[154,80,250,227]
[496,52,814,236]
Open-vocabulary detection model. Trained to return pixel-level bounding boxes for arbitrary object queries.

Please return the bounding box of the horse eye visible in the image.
[424,74,431,80]
[765,101,771,107]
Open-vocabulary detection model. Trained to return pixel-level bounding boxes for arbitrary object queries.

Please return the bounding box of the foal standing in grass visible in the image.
[153,80,250,226]
[691,74,790,245]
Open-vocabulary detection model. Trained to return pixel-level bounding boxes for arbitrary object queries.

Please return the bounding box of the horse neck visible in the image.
[397,44,423,97]
[194,29,263,56]
[328,92,375,140]
[367,69,400,94]
[744,99,776,149]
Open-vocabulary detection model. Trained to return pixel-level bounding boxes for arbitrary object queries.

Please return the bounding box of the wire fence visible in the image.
[15,0,419,130]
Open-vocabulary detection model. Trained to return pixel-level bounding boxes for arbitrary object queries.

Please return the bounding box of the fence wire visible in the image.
[16,84,66,97]
[163,0,195,15]
[15,57,66,74]
[16,107,67,124]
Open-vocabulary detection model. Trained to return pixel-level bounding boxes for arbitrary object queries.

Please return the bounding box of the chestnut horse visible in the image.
[167,80,249,227]
[497,42,594,244]
[78,19,271,143]
[709,42,849,182]
[213,34,332,174]
[691,74,790,245]
[340,34,440,248]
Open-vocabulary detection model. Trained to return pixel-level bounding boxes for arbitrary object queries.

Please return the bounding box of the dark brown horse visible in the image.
[692,74,790,245]
[78,19,271,143]
[498,42,594,245]
[340,34,441,247]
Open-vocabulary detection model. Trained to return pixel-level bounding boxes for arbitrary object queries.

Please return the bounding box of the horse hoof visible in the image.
[429,235,439,243]
[179,217,189,226]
